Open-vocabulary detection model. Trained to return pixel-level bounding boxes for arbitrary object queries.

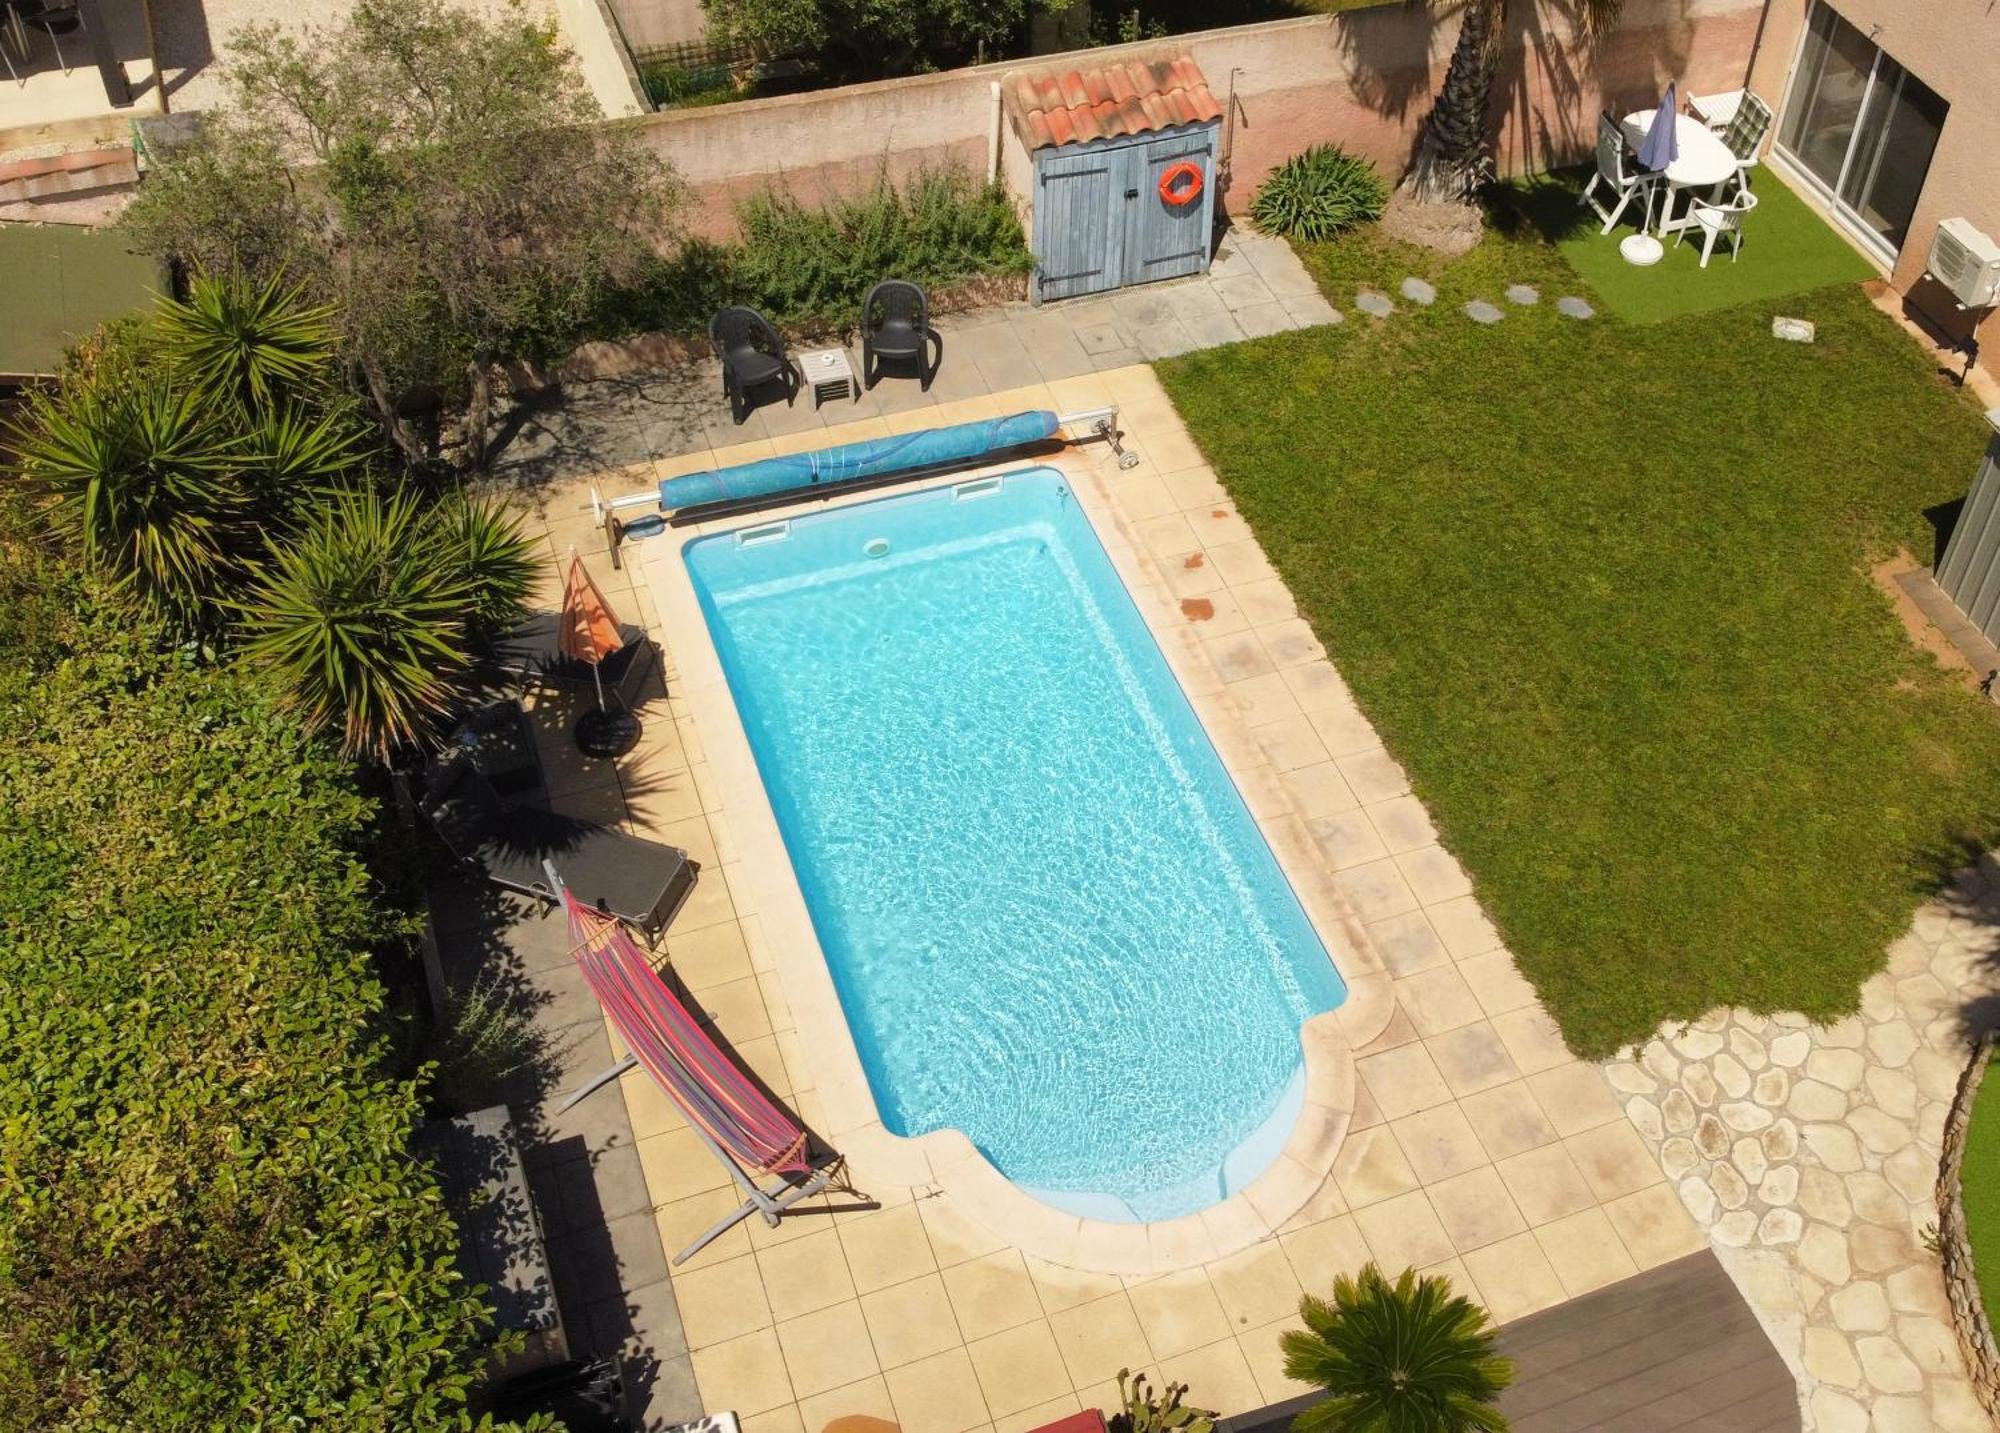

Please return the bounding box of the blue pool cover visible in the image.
[658,410,1061,510]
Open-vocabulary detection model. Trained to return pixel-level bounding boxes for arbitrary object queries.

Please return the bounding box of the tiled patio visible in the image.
[501,349,1709,1433]
[488,228,1339,494]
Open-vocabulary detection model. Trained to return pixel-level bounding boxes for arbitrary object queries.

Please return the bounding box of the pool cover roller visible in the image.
[658,410,1061,510]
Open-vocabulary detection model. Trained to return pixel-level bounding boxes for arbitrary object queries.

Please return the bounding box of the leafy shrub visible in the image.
[1250,145,1389,242]
[608,166,1030,336]
[639,58,737,108]
[0,562,522,1428]
[731,168,1030,325]
[426,974,580,1115]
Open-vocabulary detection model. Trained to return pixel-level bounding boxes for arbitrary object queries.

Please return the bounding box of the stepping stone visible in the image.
[1557,296,1595,319]
[1505,284,1540,305]
[1464,300,1504,325]
[1399,277,1437,306]
[1355,290,1396,318]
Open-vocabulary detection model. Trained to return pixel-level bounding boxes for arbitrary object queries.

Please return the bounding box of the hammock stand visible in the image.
[549,862,837,1264]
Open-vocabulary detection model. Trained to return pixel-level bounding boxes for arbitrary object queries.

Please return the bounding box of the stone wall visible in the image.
[1936,1031,2000,1420]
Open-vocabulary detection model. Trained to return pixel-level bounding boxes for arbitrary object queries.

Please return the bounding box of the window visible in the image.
[1777,4,1948,256]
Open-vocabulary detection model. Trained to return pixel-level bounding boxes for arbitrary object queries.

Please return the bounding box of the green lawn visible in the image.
[1504,166,1877,326]
[1157,222,2000,1056]
[1964,1058,2000,1327]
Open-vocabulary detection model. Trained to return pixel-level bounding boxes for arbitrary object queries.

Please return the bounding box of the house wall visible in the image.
[1748,0,2000,374]
[638,0,1767,238]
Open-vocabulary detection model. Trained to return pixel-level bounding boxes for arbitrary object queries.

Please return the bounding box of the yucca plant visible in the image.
[1249,146,1389,242]
[240,400,379,520]
[8,379,248,629]
[238,485,477,763]
[157,269,339,416]
[1281,1265,1513,1433]
[431,490,540,645]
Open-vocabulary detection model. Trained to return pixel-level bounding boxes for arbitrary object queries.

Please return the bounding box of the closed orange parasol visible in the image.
[559,548,638,754]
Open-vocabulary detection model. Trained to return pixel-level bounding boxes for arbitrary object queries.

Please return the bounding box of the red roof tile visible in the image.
[1004,53,1222,151]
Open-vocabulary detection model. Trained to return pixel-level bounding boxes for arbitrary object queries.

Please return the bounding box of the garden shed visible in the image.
[1002,54,1223,304]
[1937,409,2000,648]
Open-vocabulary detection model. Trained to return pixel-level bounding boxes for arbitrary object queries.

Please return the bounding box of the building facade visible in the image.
[1748,0,2000,374]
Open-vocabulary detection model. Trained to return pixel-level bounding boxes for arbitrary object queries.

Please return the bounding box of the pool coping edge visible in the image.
[643,445,1397,1276]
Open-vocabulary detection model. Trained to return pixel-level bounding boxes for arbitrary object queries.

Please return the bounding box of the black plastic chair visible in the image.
[708,306,797,425]
[860,280,937,391]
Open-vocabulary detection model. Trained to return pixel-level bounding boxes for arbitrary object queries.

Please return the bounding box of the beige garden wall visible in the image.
[1748,0,2000,375]
[636,0,1768,239]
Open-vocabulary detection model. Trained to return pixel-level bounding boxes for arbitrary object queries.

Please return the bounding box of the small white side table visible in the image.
[798,346,859,408]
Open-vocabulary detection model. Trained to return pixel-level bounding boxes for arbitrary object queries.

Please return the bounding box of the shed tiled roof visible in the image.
[1005,54,1223,151]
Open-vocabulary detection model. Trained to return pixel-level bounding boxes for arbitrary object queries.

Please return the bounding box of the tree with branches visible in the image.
[122,0,682,468]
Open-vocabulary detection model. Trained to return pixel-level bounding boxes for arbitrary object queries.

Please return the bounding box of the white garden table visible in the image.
[1622,110,1737,236]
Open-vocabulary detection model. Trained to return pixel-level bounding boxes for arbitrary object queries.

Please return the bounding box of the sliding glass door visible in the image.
[1777,4,1948,257]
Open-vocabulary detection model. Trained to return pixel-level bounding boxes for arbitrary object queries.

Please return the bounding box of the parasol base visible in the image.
[575,708,642,758]
[1619,234,1665,267]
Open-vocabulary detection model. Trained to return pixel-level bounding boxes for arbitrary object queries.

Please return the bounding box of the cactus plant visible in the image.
[1109,1369,1217,1433]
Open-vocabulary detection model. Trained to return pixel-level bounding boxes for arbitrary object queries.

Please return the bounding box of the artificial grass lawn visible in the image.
[1964,1057,2000,1328]
[1158,224,2000,1057]
[1509,166,1877,326]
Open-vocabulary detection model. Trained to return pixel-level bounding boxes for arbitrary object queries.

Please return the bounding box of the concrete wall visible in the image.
[609,0,711,52]
[555,0,653,117]
[1748,0,2000,374]
[636,0,1767,238]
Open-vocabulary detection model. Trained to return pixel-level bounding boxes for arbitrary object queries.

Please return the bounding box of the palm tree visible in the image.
[8,380,248,630]
[1403,0,1623,204]
[1281,1264,1514,1433]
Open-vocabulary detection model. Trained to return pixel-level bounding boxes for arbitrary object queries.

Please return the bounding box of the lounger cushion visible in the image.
[423,759,697,935]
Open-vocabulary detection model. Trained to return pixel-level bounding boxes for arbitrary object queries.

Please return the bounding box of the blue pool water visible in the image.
[684,469,1346,1221]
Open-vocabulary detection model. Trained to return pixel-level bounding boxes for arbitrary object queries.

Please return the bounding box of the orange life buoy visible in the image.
[1159,161,1203,207]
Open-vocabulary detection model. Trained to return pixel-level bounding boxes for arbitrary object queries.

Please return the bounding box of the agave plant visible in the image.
[157,269,339,416]
[8,379,248,629]
[1281,1265,1513,1433]
[238,485,477,762]
[430,490,540,645]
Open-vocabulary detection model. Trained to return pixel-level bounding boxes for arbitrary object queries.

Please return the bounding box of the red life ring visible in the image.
[1159,161,1203,207]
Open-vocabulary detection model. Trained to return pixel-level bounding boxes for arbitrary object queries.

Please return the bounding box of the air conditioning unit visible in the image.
[1927,218,2000,309]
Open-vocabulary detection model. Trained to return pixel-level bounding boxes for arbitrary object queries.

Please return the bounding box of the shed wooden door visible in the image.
[1122,132,1214,288]
[1033,148,1126,302]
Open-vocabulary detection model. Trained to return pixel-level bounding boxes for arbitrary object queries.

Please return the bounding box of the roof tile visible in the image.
[1003,51,1222,151]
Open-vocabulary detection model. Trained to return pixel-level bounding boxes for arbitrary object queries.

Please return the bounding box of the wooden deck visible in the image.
[1218,1250,1799,1433]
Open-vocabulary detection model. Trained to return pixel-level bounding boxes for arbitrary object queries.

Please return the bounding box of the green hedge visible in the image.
[0,533,520,1428]
[607,165,1032,336]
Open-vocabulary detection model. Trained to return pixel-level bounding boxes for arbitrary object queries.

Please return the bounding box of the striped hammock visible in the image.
[561,888,811,1176]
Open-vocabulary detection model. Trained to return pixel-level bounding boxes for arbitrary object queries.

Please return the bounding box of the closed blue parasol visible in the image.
[1637,83,1680,172]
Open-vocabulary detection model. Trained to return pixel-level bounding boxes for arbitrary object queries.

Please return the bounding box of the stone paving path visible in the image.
[1345,277,1594,331]
[1603,858,2000,1432]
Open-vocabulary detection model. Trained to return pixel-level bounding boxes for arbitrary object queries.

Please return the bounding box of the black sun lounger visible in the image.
[422,757,698,938]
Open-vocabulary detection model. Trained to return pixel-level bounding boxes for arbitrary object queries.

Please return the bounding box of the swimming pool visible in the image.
[684,469,1346,1222]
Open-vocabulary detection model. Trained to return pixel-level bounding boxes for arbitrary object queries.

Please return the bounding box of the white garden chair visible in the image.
[1676,185,1759,267]
[1580,113,1657,235]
